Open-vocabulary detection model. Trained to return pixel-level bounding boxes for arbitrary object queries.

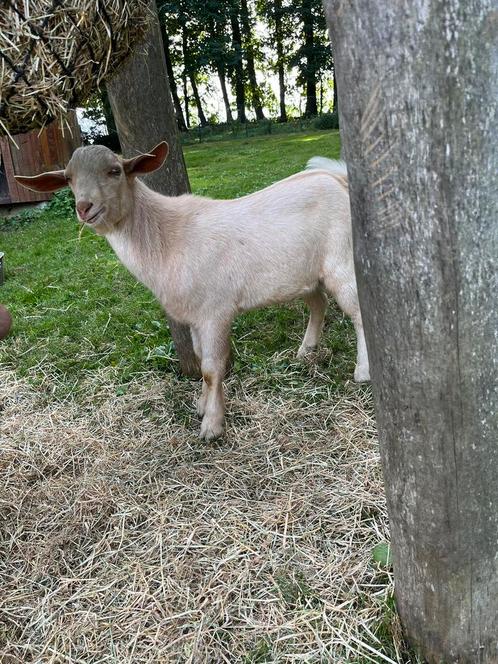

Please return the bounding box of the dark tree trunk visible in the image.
[181,26,191,129]
[189,74,208,127]
[332,66,337,114]
[106,0,201,379]
[240,0,265,120]
[159,22,187,132]
[229,9,247,123]
[100,88,120,149]
[324,1,498,661]
[217,67,234,123]
[302,0,317,117]
[274,0,287,123]
[182,72,190,129]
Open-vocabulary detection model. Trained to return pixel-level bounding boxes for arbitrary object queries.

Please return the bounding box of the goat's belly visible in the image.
[236,280,319,313]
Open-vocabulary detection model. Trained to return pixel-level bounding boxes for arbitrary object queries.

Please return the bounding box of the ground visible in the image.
[0,131,417,662]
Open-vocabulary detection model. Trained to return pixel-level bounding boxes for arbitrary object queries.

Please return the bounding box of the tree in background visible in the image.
[257,0,293,123]
[240,0,265,120]
[157,1,188,131]
[290,0,332,117]
[196,0,235,123]
[121,0,336,127]
[228,0,248,122]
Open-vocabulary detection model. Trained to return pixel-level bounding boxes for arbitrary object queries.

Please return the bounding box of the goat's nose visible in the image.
[76,200,93,220]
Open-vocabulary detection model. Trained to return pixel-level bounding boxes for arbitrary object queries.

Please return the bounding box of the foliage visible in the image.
[154,0,335,126]
[314,110,339,130]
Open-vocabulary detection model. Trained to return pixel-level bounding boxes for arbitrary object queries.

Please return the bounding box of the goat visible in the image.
[15,142,369,441]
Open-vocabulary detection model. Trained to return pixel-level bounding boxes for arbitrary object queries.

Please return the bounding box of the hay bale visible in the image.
[0,0,150,138]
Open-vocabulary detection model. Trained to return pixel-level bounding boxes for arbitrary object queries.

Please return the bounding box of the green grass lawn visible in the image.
[0,130,356,394]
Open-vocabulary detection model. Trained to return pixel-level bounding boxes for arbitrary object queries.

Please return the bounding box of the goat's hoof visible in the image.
[200,417,224,442]
[354,366,370,382]
[297,344,317,360]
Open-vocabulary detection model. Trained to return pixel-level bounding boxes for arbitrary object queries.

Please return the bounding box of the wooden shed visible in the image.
[0,112,81,206]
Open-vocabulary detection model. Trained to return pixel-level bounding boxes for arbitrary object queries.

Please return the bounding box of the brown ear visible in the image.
[15,170,68,192]
[123,142,169,176]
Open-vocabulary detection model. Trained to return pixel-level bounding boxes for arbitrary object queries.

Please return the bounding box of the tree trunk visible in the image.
[189,74,208,126]
[274,0,287,123]
[159,21,187,132]
[100,88,120,149]
[106,0,201,378]
[302,0,317,117]
[217,67,234,123]
[240,0,265,120]
[230,9,247,123]
[324,1,498,662]
[332,67,337,114]
[182,72,190,129]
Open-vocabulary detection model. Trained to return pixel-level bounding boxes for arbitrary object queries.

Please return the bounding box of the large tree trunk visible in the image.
[106,1,201,378]
[324,1,497,662]
[240,0,265,120]
[274,0,287,123]
[229,9,247,123]
[302,0,318,117]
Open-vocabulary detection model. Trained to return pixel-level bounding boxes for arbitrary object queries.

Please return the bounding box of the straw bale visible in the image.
[0,0,149,137]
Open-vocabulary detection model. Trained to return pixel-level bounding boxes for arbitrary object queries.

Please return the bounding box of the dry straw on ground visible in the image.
[0,363,407,662]
[0,0,149,138]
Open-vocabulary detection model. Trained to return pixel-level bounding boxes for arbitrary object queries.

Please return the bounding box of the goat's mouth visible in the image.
[80,206,104,225]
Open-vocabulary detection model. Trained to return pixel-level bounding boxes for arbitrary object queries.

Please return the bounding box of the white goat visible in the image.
[16,142,369,441]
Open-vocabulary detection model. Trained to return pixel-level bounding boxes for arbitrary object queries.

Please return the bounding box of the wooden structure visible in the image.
[0,113,81,206]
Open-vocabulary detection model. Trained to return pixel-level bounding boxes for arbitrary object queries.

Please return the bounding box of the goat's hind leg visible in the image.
[190,327,208,417]
[323,271,370,382]
[297,289,328,359]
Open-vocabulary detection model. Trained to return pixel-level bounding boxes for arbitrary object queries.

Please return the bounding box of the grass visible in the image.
[0,130,419,662]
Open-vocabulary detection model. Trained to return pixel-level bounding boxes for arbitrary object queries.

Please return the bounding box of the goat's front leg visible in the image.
[194,320,231,441]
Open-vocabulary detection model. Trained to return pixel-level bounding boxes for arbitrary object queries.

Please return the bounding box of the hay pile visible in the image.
[0,0,149,137]
[0,365,407,662]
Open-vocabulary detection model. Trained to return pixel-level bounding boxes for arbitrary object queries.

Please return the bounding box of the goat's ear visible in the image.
[123,142,169,176]
[14,170,68,192]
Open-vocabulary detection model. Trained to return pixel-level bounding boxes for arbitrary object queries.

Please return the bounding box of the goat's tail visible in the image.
[306,157,348,191]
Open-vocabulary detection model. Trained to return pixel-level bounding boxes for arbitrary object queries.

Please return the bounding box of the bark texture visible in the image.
[324,1,498,661]
[106,1,201,378]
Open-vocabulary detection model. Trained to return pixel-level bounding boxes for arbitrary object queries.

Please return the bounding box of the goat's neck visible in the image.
[106,180,181,291]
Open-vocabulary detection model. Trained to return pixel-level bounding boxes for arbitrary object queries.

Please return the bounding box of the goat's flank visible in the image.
[15,143,369,440]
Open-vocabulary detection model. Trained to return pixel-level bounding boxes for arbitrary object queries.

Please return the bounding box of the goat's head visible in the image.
[15,142,169,233]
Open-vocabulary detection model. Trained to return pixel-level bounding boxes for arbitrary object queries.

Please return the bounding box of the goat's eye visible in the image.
[108,168,121,177]
[66,175,71,183]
